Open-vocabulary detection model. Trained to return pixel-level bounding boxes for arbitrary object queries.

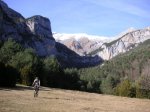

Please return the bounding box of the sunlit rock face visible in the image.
[26,15,53,39]
[98,28,150,60]
[54,28,150,60]
[26,15,56,56]
[53,33,109,56]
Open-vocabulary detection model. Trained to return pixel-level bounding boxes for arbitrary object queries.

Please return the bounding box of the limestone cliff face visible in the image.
[26,16,53,39]
[98,27,150,60]
[26,16,56,56]
[0,0,56,56]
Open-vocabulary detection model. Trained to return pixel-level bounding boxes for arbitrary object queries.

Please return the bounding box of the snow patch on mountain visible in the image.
[53,33,112,42]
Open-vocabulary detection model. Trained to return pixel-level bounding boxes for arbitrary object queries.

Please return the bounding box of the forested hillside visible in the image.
[0,39,81,90]
[78,39,150,98]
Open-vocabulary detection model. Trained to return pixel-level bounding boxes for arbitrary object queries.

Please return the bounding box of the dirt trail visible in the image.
[0,86,150,112]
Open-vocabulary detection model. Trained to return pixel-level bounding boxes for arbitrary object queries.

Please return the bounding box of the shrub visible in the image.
[114,79,134,97]
[136,77,150,99]
[100,75,116,94]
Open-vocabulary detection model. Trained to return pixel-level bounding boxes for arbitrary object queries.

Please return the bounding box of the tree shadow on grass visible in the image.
[0,85,51,91]
[0,84,33,91]
[41,96,72,101]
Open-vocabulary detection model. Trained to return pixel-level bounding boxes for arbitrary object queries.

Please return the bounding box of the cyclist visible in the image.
[32,77,40,97]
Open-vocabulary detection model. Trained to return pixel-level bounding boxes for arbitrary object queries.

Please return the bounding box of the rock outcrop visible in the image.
[98,27,150,60]
[0,0,102,68]
[54,28,150,60]
[26,16,53,39]
[26,16,56,56]
[53,33,108,56]
[0,0,56,56]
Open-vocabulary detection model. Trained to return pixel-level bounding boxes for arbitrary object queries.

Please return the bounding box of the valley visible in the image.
[0,0,150,109]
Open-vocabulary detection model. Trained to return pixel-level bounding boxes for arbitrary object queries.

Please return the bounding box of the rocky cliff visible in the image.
[26,15,53,39]
[0,0,56,56]
[26,15,56,56]
[54,27,150,60]
[98,27,150,60]
[53,33,109,56]
[0,0,102,68]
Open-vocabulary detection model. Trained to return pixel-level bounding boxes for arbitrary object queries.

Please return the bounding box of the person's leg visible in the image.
[36,87,39,97]
[34,86,37,97]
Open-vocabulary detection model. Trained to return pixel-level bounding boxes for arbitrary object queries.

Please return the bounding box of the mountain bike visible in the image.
[34,86,39,97]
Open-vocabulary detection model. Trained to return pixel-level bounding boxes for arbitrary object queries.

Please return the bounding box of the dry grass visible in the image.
[0,85,150,112]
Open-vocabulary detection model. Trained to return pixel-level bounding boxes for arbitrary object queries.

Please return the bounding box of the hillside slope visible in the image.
[77,39,150,96]
[0,86,150,112]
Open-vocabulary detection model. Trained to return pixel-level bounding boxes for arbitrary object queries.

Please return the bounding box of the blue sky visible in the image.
[4,0,150,36]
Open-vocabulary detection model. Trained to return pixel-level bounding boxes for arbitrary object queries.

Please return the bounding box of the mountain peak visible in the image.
[126,27,136,32]
[53,33,111,56]
[26,15,53,39]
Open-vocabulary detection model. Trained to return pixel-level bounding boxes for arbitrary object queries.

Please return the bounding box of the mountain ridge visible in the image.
[1,0,150,67]
[98,27,150,60]
[54,27,150,60]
